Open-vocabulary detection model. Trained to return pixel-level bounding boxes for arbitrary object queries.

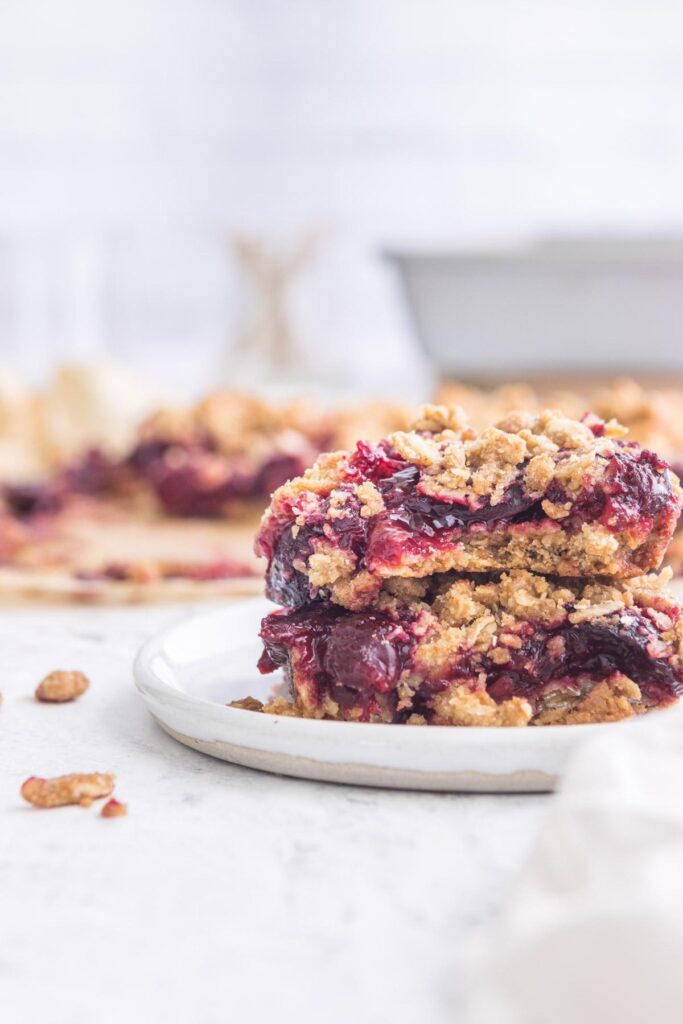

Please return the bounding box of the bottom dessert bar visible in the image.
[254,570,683,726]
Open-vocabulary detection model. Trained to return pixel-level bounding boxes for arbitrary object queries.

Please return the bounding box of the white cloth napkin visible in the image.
[465,711,683,1024]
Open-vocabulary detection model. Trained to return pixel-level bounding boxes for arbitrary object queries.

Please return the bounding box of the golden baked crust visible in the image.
[242,669,660,727]
[533,674,641,725]
[429,685,533,726]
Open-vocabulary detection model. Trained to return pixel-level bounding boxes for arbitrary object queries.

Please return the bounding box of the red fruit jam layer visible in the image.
[2,450,118,519]
[258,602,683,722]
[1,442,312,524]
[260,439,677,608]
[128,439,310,518]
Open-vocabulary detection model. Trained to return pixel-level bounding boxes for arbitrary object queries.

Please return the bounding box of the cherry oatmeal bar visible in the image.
[257,569,683,725]
[256,406,682,610]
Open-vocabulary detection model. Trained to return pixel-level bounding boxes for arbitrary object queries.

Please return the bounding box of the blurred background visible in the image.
[1,1,683,400]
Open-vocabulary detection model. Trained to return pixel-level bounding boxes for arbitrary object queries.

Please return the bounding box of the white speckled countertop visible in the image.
[0,604,548,1024]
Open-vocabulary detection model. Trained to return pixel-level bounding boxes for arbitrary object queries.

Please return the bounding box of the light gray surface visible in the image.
[0,603,547,1024]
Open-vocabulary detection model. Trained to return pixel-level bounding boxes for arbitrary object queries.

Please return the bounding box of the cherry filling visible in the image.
[128,439,310,517]
[3,482,64,518]
[128,438,247,516]
[63,449,118,495]
[3,434,312,523]
[152,462,250,518]
[259,604,683,720]
[484,614,681,708]
[259,605,417,717]
[2,449,117,519]
[546,444,673,534]
[254,453,310,498]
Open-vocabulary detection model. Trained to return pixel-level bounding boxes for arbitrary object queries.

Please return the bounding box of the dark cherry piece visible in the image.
[259,605,417,715]
[128,440,311,517]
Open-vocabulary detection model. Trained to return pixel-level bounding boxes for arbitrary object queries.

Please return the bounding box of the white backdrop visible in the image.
[0,0,682,395]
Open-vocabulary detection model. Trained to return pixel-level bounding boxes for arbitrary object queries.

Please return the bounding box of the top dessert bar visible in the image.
[256,405,683,610]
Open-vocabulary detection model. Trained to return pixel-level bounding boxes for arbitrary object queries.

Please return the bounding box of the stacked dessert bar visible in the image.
[253,405,683,726]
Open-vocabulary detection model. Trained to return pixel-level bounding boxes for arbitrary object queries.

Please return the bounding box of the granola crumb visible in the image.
[430,684,532,726]
[227,696,264,712]
[262,695,304,717]
[101,798,127,818]
[20,772,115,809]
[307,543,355,589]
[35,670,90,703]
[534,674,641,725]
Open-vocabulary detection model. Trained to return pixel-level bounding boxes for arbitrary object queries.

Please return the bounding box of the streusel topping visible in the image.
[265,404,676,516]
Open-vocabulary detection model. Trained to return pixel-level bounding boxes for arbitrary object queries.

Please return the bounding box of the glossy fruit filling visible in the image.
[2,450,117,519]
[258,602,683,722]
[259,439,678,607]
[259,605,418,718]
[128,439,310,517]
[1,439,313,523]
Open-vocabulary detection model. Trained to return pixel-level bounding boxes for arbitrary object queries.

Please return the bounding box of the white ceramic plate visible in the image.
[133,597,681,792]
